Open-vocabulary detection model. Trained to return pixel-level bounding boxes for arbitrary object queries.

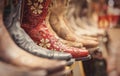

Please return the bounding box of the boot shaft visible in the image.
[50,0,70,16]
[22,0,51,27]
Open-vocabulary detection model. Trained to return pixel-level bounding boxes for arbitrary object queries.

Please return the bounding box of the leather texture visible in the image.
[4,0,72,60]
[21,0,89,58]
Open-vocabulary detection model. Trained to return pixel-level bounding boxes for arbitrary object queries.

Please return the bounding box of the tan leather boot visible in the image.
[49,0,98,48]
[21,0,90,60]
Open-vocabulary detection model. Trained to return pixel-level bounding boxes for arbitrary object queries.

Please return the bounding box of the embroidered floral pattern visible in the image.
[22,0,89,58]
[39,38,51,48]
[31,3,43,14]
[27,0,44,14]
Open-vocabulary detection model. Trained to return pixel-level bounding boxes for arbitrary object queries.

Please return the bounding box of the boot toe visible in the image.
[53,52,72,60]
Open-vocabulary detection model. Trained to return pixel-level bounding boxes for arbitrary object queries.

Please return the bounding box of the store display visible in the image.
[5,0,73,61]
[0,0,68,74]
[21,0,90,60]
[0,0,119,76]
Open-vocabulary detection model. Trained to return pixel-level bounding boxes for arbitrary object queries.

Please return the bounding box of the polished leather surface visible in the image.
[21,0,89,58]
[4,0,72,60]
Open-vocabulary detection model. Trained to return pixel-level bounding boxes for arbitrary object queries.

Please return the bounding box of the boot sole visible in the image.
[75,55,92,61]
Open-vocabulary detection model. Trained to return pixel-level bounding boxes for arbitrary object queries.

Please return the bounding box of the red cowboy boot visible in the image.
[21,0,90,60]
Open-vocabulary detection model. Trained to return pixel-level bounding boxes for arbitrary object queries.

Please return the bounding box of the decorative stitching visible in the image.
[27,0,44,14]
[39,38,51,48]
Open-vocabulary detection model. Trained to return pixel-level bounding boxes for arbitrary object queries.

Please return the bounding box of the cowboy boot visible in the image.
[45,9,83,48]
[49,0,98,48]
[4,0,72,61]
[65,2,97,36]
[0,0,67,74]
[64,0,100,39]
[72,0,105,36]
[46,0,97,48]
[64,1,93,36]
[64,9,98,40]
[65,0,100,41]
[21,0,91,60]
[65,0,102,53]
